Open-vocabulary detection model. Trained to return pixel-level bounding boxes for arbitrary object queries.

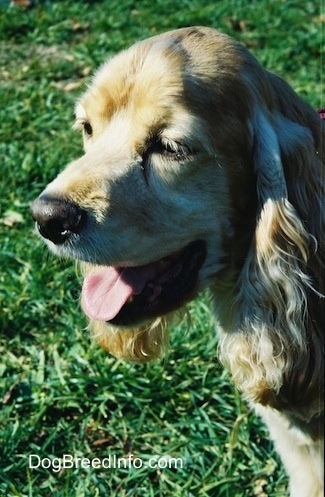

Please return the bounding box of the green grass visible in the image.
[0,1,322,496]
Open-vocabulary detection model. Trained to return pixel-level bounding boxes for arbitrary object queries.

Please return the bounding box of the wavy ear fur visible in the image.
[221,107,323,412]
[252,109,312,279]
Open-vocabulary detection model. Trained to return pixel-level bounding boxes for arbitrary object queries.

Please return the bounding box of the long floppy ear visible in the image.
[248,109,312,338]
[253,108,314,262]
[252,108,312,266]
[230,109,314,403]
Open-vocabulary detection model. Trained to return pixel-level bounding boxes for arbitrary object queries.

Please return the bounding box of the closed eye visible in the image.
[140,136,194,183]
[144,137,192,162]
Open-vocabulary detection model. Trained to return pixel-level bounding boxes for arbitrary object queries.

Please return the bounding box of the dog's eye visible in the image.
[83,122,93,137]
[73,119,93,137]
[162,140,184,157]
[147,138,190,160]
[141,137,192,180]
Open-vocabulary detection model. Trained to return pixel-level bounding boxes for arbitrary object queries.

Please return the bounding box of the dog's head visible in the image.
[31,27,323,364]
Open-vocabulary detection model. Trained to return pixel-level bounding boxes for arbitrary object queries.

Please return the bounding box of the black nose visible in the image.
[30,195,86,245]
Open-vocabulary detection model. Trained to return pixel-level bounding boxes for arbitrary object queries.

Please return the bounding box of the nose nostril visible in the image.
[37,219,71,244]
[30,196,86,245]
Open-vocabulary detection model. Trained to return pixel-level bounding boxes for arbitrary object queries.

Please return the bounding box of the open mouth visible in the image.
[81,240,206,326]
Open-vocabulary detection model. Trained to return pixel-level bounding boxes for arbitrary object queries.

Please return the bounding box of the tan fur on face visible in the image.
[35,27,324,496]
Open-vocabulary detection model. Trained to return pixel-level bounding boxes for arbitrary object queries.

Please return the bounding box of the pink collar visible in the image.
[317,108,325,120]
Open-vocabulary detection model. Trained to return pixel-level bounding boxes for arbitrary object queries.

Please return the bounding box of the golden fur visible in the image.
[31,27,324,496]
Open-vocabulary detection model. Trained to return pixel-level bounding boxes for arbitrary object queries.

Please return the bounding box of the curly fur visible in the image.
[32,27,324,496]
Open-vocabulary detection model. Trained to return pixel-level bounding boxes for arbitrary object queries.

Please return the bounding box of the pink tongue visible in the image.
[81,264,157,321]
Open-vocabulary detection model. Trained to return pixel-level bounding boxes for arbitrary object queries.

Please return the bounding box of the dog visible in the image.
[31,27,324,496]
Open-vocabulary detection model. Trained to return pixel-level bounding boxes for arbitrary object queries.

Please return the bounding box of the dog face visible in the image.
[31,26,322,366]
[31,28,259,329]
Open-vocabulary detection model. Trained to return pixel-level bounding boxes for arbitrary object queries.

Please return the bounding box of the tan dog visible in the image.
[31,27,324,496]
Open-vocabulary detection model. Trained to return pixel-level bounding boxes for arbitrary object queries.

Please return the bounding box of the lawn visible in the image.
[0,1,322,496]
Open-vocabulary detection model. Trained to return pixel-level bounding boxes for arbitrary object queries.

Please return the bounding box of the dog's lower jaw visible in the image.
[89,315,172,362]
